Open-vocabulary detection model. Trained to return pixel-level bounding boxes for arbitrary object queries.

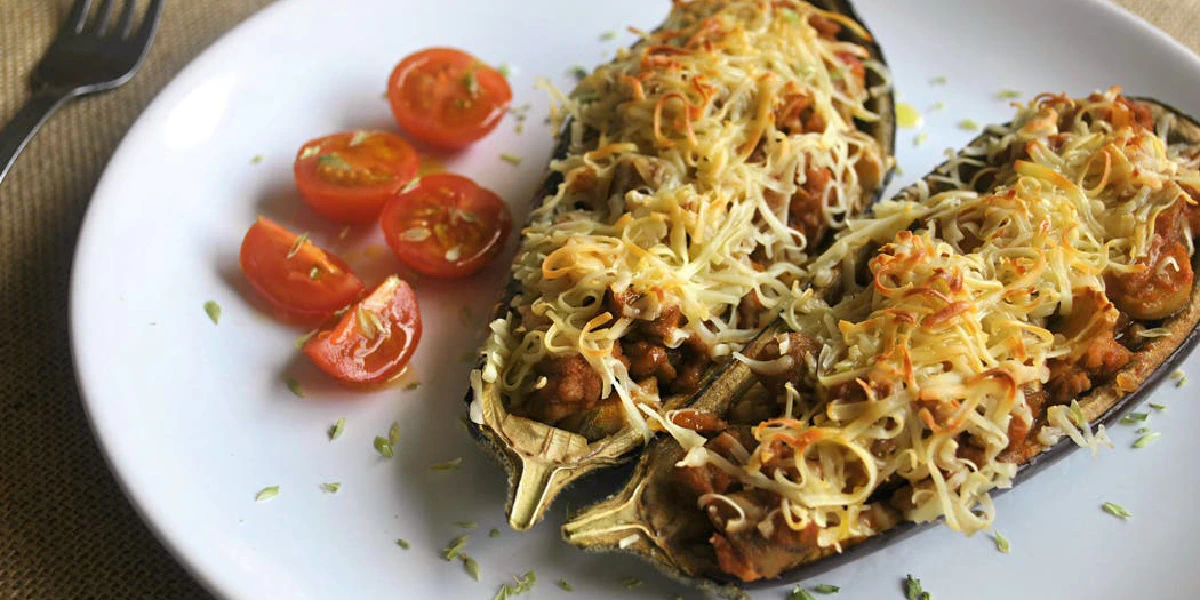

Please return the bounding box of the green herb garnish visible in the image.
[499,153,523,166]
[497,63,512,79]
[286,377,304,398]
[203,300,221,325]
[328,417,345,440]
[317,153,352,171]
[1149,402,1167,411]
[1119,412,1149,425]
[599,31,617,41]
[395,538,410,550]
[431,457,463,471]
[250,154,264,164]
[320,482,341,494]
[373,436,394,458]
[299,145,321,160]
[1102,502,1132,520]
[904,574,931,600]
[992,530,1010,554]
[463,69,480,98]
[779,7,800,23]
[456,520,478,530]
[620,576,641,590]
[255,486,280,503]
[790,589,816,600]
[462,555,481,581]
[996,89,1021,100]
[929,75,947,85]
[570,66,587,81]
[957,119,980,131]
[442,534,470,560]
[913,132,929,147]
[1133,431,1161,448]
[556,579,573,592]
[489,527,500,538]
[813,584,840,594]
[388,421,401,446]
[404,382,421,392]
[287,232,310,259]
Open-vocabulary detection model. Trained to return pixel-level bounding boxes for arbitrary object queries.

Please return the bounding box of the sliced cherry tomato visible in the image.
[387,48,512,149]
[380,173,512,278]
[303,275,422,384]
[294,130,419,224]
[239,217,366,324]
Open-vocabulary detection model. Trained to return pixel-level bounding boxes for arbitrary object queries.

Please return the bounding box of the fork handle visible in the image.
[0,88,76,185]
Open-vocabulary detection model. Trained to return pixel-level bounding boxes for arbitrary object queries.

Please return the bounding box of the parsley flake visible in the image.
[388,421,401,446]
[1102,502,1132,519]
[904,574,931,600]
[1133,431,1161,448]
[320,481,341,494]
[1119,412,1149,425]
[813,584,840,594]
[250,154,264,164]
[957,119,980,131]
[557,579,573,592]
[599,31,616,41]
[431,457,463,471]
[489,527,500,538]
[442,535,470,560]
[203,300,222,325]
[395,538,410,550]
[570,66,588,81]
[328,417,345,441]
[790,589,816,600]
[456,520,478,530]
[254,486,280,503]
[499,153,523,166]
[996,89,1021,100]
[461,554,481,581]
[287,232,310,259]
[285,377,304,398]
[1149,402,1167,411]
[929,75,947,85]
[373,436,394,458]
[992,530,1010,554]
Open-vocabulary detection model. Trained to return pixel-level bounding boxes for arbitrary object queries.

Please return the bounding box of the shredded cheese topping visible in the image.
[666,88,1198,555]
[484,0,888,437]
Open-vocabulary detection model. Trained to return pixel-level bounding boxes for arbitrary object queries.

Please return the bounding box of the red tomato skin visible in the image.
[303,276,423,384]
[379,173,512,279]
[293,131,420,224]
[387,48,512,150]
[239,217,365,325]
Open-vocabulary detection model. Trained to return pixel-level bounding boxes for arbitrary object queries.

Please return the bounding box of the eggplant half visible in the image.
[562,94,1200,595]
[464,0,896,530]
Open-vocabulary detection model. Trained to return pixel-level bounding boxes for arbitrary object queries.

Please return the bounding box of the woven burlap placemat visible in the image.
[0,1,1195,598]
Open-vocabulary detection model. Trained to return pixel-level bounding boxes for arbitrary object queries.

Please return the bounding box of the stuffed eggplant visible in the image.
[465,0,895,530]
[563,89,1200,594]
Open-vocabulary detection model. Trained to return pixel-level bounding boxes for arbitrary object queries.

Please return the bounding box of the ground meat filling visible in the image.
[520,289,715,439]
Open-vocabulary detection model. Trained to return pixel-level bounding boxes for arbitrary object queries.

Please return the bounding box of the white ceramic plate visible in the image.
[71,1,1200,598]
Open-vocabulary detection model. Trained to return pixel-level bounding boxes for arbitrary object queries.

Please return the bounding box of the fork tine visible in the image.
[131,0,164,46]
[64,0,92,33]
[115,0,137,37]
[87,0,116,35]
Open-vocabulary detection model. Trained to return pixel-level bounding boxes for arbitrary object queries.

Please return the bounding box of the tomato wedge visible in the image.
[303,275,422,384]
[239,217,365,324]
[387,48,512,149]
[380,173,512,278]
[294,131,420,224]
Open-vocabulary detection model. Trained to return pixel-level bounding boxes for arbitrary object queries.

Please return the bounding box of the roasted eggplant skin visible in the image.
[462,0,897,532]
[561,98,1200,596]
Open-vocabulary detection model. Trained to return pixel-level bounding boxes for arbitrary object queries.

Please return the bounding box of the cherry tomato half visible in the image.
[380,173,512,279]
[294,131,420,224]
[387,48,512,149]
[303,275,423,384]
[239,217,366,324]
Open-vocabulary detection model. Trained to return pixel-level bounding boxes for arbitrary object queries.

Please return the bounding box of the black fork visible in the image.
[0,0,164,185]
